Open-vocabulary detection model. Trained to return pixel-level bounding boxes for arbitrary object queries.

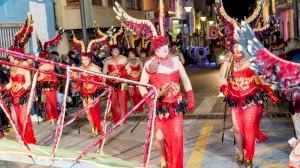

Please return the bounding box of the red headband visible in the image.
[150,36,168,52]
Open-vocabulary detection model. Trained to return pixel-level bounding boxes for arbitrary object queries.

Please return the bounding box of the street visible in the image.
[0,67,294,168]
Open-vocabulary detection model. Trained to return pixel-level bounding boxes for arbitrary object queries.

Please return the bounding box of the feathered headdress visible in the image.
[36,28,64,58]
[71,30,110,59]
[214,0,269,50]
[10,13,33,53]
[124,30,141,51]
[113,0,168,52]
[93,21,107,39]
[108,26,124,50]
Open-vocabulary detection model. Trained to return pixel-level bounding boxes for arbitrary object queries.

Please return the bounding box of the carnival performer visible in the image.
[140,36,194,168]
[234,23,300,168]
[125,48,143,113]
[36,28,64,124]
[220,43,278,168]
[71,32,108,137]
[3,13,36,144]
[114,1,194,166]
[102,27,129,124]
[139,49,150,66]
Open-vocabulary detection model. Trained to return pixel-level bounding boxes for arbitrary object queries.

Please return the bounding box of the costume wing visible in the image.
[71,31,85,53]
[244,0,264,27]
[87,36,109,54]
[214,1,237,49]
[113,2,157,40]
[35,34,43,53]
[236,23,300,102]
[43,28,64,52]
[94,22,107,38]
[14,13,33,47]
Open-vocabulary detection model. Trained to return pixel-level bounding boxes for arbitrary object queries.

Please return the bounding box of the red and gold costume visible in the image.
[74,64,103,134]
[125,50,143,113]
[10,73,36,144]
[4,13,36,144]
[71,32,109,136]
[220,54,278,165]
[235,23,300,168]
[103,50,128,124]
[36,29,64,122]
[139,36,194,168]
[114,1,194,167]
[102,27,129,124]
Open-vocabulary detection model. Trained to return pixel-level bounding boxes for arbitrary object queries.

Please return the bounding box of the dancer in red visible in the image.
[220,44,278,168]
[36,29,64,124]
[125,48,143,113]
[4,14,36,144]
[103,45,128,124]
[71,32,108,137]
[103,27,128,124]
[139,36,194,168]
[113,1,194,167]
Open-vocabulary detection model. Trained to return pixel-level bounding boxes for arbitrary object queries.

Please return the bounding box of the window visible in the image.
[126,0,141,10]
[92,0,102,6]
[66,0,79,5]
[108,0,121,7]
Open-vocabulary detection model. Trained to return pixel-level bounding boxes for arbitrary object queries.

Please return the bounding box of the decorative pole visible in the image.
[79,0,89,49]
[293,0,299,37]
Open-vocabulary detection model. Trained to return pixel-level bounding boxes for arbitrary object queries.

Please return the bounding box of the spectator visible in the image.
[68,51,80,67]
[0,64,9,132]
[270,31,285,56]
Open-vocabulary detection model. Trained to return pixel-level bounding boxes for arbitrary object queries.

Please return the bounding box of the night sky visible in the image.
[222,0,256,21]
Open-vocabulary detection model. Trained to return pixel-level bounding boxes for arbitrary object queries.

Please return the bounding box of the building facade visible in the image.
[0,0,56,54]
[55,0,145,54]
[275,0,295,41]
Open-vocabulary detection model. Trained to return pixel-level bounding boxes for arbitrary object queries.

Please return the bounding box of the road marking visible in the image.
[255,158,286,168]
[255,142,288,155]
[195,96,218,114]
[186,122,214,168]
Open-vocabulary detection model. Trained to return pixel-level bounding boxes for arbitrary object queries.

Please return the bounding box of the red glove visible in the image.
[220,84,228,96]
[263,84,279,104]
[186,90,195,112]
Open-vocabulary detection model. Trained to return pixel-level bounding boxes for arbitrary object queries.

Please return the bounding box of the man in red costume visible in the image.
[220,44,278,168]
[71,33,106,137]
[38,52,59,124]
[103,45,128,124]
[139,36,194,168]
[125,48,143,113]
[36,29,64,124]
[73,54,103,137]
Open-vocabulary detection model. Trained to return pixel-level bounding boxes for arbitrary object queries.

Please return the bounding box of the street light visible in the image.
[200,16,207,46]
[184,6,193,13]
[184,5,192,46]
[209,20,214,25]
[200,16,207,22]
